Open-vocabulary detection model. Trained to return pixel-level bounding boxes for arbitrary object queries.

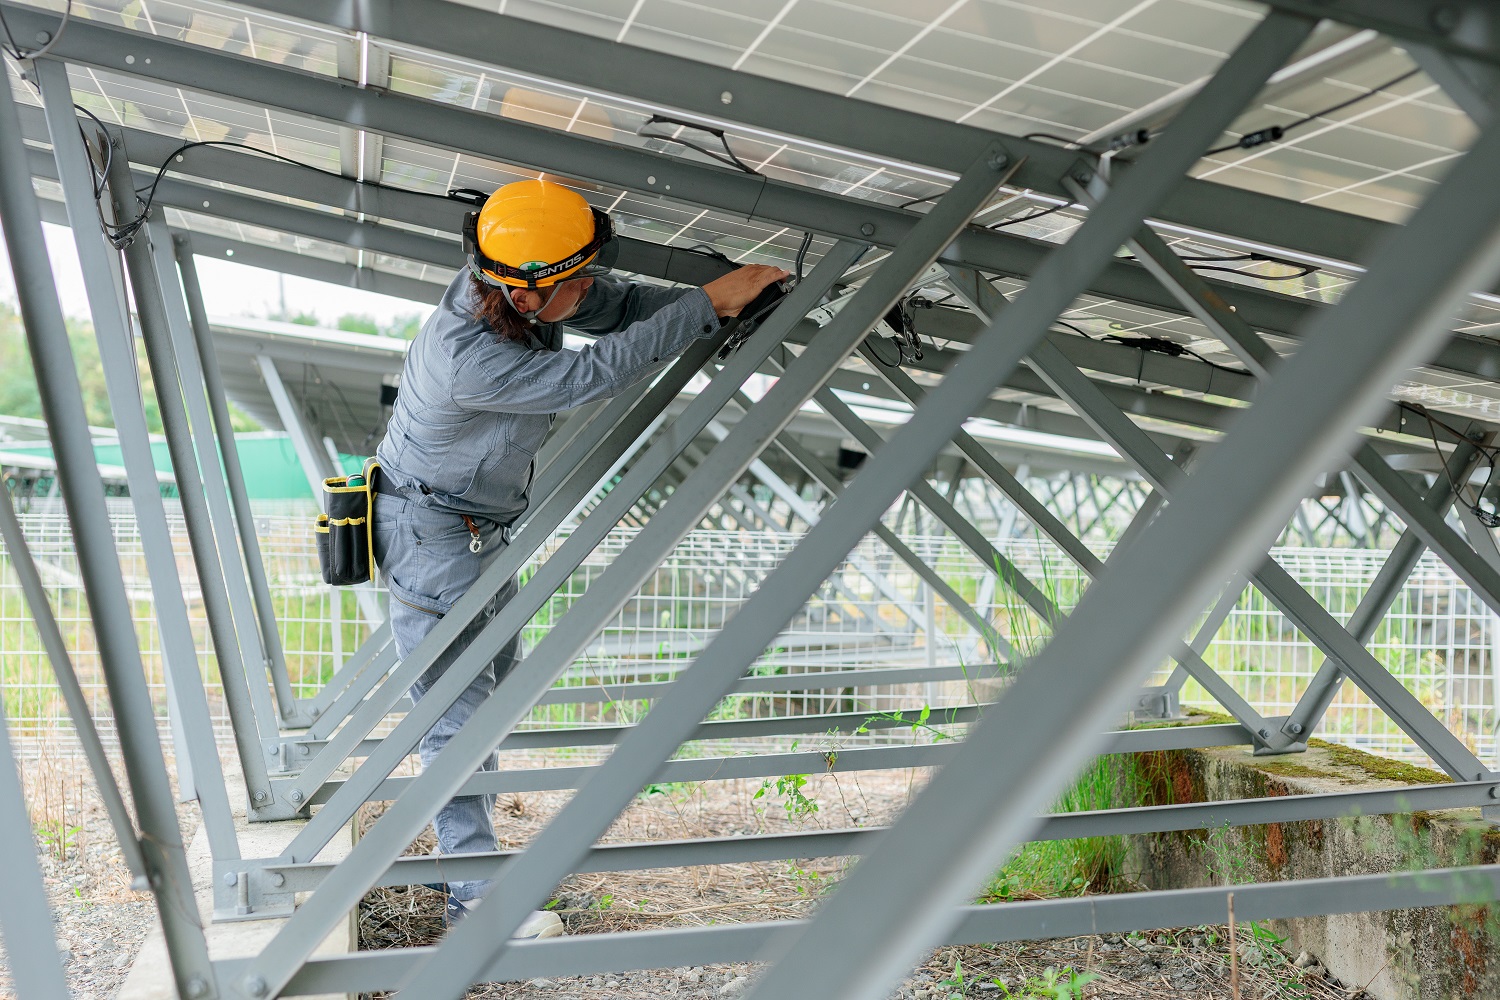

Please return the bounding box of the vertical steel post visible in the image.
[150,220,291,722]
[175,238,302,723]
[0,65,217,997]
[104,142,284,754]
[34,57,252,845]
[0,702,71,1000]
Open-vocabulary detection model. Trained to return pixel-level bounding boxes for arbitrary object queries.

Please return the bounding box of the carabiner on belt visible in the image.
[460,513,483,553]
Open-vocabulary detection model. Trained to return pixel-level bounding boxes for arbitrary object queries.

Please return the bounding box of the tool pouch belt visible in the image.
[316,459,380,586]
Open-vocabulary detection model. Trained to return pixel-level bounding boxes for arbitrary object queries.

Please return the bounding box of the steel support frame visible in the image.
[234,150,1000,999]
[383,18,1309,999]
[862,356,1189,715]
[706,419,935,639]
[1061,165,1500,772]
[811,360,1264,730]
[17,123,1500,457]
[229,0,1420,271]
[149,217,296,726]
[260,243,866,851]
[0,64,216,999]
[228,860,1500,995]
[175,236,306,726]
[944,271,1491,777]
[107,139,291,761]
[743,25,1500,997]
[237,776,1492,913]
[0,475,151,878]
[268,320,769,821]
[34,57,253,846]
[20,4,1500,400]
[728,394,1004,651]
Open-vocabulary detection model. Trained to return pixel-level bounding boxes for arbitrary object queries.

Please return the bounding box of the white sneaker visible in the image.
[515,909,566,940]
[444,893,566,939]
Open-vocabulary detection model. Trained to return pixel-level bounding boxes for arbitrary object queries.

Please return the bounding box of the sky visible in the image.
[0,221,436,327]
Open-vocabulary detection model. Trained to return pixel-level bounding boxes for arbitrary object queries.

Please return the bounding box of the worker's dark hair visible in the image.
[468,273,531,343]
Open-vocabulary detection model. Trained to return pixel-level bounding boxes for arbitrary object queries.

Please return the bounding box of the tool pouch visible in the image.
[316,459,380,586]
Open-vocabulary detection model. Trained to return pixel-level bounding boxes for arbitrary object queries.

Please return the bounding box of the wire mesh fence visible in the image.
[0,497,1494,768]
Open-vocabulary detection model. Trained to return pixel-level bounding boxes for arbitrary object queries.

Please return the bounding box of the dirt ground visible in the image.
[357,756,1369,1000]
[0,745,1377,999]
[0,743,185,1000]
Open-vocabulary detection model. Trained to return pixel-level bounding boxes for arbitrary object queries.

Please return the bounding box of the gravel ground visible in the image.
[357,760,1369,1000]
[0,745,197,1000]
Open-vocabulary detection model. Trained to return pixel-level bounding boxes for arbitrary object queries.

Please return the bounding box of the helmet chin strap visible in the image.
[503,282,562,326]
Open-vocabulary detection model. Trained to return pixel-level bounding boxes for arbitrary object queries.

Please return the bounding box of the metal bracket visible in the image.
[211,863,296,923]
[1130,685,1181,721]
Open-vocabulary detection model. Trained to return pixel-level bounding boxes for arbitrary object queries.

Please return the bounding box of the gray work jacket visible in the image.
[375,269,717,523]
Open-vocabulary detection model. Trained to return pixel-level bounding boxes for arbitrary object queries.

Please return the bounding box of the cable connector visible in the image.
[1233,125,1284,150]
[1107,128,1151,152]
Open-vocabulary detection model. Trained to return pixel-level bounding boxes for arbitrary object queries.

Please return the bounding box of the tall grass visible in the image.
[980,754,1146,900]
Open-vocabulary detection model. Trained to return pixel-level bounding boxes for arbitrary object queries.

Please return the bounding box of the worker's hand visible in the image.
[703,264,792,318]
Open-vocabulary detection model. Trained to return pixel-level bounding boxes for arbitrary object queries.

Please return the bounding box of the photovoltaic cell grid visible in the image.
[11,0,1500,431]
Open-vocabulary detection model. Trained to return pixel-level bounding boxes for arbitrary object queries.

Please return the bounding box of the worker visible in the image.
[371,179,788,936]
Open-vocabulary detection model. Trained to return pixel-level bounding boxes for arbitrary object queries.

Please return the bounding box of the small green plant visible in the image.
[783,862,826,896]
[991,966,1097,999]
[937,956,969,998]
[755,772,819,822]
[855,704,956,743]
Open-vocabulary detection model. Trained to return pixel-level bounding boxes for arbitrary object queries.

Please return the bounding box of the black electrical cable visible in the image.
[681,243,735,267]
[0,0,70,61]
[1396,401,1500,526]
[988,201,1074,229]
[793,231,812,281]
[1118,247,1318,282]
[865,334,905,370]
[1188,261,1318,281]
[1104,334,1247,375]
[896,192,940,210]
[637,114,760,175]
[1051,320,1097,341]
[1204,68,1421,156]
[90,134,487,249]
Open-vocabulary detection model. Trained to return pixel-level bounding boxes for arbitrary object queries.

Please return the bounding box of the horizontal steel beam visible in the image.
[22,100,1500,410]
[1259,1,1500,69]
[22,10,1500,368]
[254,778,1497,906]
[302,723,1254,803]
[224,860,1500,993]
[233,0,1399,267]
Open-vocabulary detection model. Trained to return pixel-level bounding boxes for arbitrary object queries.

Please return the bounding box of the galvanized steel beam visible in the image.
[745,29,1500,997]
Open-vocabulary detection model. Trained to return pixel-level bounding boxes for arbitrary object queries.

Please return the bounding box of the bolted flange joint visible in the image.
[288,788,305,805]
[1287,722,1304,735]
